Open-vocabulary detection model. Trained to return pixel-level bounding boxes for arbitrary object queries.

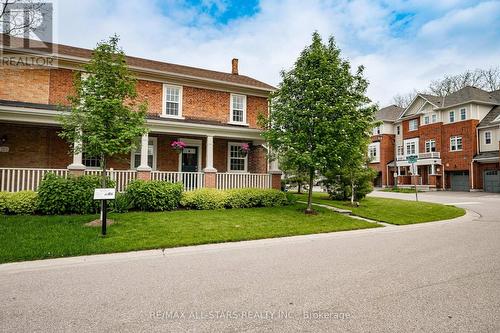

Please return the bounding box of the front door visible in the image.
[181,147,199,172]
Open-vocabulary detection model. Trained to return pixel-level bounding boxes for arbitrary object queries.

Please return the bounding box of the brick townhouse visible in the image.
[370,86,500,192]
[368,105,403,187]
[0,36,281,192]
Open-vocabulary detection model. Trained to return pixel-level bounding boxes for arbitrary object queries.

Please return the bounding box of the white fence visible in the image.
[217,173,271,190]
[151,171,205,191]
[0,168,271,192]
[0,168,68,192]
[84,169,137,192]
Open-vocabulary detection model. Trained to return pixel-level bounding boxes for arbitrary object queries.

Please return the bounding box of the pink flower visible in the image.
[241,143,250,153]
[171,140,186,150]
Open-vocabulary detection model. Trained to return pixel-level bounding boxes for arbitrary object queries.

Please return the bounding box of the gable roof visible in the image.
[0,34,275,91]
[478,105,500,128]
[440,86,499,108]
[375,105,404,122]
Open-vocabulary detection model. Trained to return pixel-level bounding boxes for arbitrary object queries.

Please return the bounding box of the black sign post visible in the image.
[94,188,116,236]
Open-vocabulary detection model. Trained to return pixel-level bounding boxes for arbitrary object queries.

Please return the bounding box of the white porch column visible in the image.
[431,164,435,175]
[68,130,85,171]
[269,147,280,173]
[137,133,151,171]
[204,135,217,172]
[397,166,401,176]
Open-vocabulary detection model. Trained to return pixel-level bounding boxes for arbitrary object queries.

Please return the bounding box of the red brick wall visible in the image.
[48,68,75,105]
[0,123,71,168]
[418,123,442,153]
[0,67,50,104]
[440,120,478,172]
[136,80,163,116]
[402,117,419,140]
[369,134,395,186]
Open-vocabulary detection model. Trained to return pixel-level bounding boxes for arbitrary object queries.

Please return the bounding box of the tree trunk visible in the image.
[297,182,302,194]
[305,169,314,214]
[99,155,107,222]
[350,179,355,206]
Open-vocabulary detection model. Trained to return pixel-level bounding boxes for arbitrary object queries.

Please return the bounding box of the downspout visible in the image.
[470,159,474,190]
[442,164,446,190]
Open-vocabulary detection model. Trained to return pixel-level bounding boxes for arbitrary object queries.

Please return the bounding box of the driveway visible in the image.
[1,191,499,332]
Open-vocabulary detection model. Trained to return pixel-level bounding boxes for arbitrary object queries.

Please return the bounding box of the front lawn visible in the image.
[294,193,465,225]
[0,204,378,263]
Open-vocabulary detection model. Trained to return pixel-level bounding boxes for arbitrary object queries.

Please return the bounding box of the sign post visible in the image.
[94,188,116,235]
[406,155,418,202]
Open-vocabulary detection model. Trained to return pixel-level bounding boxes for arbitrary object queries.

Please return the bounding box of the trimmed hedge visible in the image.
[181,188,290,210]
[0,191,38,215]
[180,188,228,210]
[125,180,183,211]
[37,173,114,215]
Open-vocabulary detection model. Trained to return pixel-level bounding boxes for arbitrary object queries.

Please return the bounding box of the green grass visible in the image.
[294,193,465,225]
[0,204,379,263]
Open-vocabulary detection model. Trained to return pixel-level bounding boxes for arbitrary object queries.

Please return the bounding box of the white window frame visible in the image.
[396,126,400,135]
[227,142,248,172]
[397,145,404,157]
[431,114,437,123]
[162,84,183,119]
[409,119,418,131]
[368,142,380,163]
[485,131,492,145]
[130,137,158,170]
[423,115,430,125]
[404,138,419,156]
[450,136,463,152]
[460,108,467,121]
[425,139,436,153]
[82,153,101,169]
[229,93,248,125]
[449,111,455,123]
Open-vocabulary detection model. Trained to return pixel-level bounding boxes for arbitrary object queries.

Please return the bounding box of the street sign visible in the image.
[93,188,116,200]
[406,155,418,164]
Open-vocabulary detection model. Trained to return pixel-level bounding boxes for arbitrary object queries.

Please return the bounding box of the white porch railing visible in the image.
[151,171,205,191]
[84,169,137,192]
[217,173,271,190]
[0,168,68,192]
[397,152,441,161]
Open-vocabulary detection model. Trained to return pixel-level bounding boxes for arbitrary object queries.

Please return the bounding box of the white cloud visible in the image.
[52,0,500,105]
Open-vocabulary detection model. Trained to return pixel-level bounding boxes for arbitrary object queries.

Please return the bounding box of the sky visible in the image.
[50,0,500,105]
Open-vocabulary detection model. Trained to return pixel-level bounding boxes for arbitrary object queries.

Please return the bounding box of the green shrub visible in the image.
[181,188,289,210]
[0,192,9,214]
[126,180,183,211]
[0,191,38,215]
[37,173,114,215]
[180,188,228,210]
[111,192,131,213]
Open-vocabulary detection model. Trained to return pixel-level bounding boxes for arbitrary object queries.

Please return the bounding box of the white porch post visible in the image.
[204,135,216,172]
[431,164,435,175]
[137,133,151,171]
[68,130,85,172]
[397,166,401,176]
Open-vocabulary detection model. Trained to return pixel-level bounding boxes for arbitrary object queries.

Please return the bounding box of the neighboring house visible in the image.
[368,105,403,187]
[393,86,500,192]
[0,37,281,192]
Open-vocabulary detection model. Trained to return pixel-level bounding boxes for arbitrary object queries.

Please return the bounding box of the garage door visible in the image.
[484,170,500,193]
[450,171,469,191]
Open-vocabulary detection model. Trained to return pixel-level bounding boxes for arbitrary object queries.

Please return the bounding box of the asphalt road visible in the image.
[1,191,499,332]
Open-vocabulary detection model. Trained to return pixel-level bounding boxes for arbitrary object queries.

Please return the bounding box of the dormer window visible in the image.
[449,111,455,123]
[485,131,492,145]
[162,84,183,118]
[230,94,247,125]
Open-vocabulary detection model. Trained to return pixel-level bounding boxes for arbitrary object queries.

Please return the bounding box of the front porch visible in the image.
[395,153,442,189]
[0,121,281,192]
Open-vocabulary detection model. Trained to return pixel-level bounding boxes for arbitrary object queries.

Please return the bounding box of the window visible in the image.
[396,126,400,135]
[397,145,404,156]
[460,108,466,120]
[409,119,418,131]
[423,116,430,125]
[82,153,101,168]
[131,138,157,170]
[485,131,492,145]
[228,143,248,172]
[375,126,381,135]
[368,142,380,163]
[162,84,182,117]
[450,136,462,151]
[425,139,436,152]
[406,141,416,155]
[230,94,247,124]
[449,111,455,123]
[368,145,377,159]
[431,114,437,123]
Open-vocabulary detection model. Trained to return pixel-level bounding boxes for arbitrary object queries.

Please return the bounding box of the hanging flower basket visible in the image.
[171,140,186,154]
[240,143,250,157]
